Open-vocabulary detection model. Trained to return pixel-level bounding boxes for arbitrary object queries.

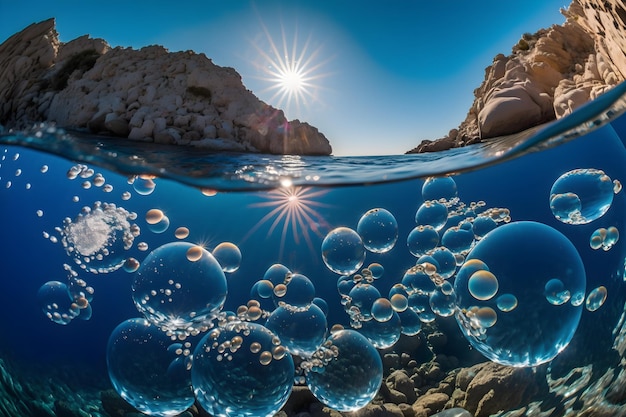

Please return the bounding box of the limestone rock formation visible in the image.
[408,0,626,153]
[0,18,332,155]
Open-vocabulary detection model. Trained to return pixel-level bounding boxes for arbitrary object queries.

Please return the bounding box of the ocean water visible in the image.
[1,84,626,417]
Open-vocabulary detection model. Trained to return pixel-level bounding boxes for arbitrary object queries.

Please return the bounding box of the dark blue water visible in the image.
[1,85,626,416]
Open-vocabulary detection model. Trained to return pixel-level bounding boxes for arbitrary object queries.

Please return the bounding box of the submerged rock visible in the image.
[0,19,332,156]
[451,362,540,417]
[387,370,418,404]
[408,0,626,153]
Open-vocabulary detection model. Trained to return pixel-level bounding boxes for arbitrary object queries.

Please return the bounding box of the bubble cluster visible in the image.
[60,202,140,273]
[353,176,509,333]
[15,147,619,417]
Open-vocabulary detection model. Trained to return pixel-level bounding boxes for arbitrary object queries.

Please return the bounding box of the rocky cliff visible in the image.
[409,0,626,153]
[0,19,332,155]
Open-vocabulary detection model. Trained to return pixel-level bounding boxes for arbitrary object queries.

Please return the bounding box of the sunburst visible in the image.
[242,186,330,260]
[252,21,331,118]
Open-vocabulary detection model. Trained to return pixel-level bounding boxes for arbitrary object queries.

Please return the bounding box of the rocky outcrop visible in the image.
[408,0,626,153]
[0,18,332,155]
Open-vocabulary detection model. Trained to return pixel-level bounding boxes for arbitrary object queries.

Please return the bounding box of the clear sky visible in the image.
[0,1,569,155]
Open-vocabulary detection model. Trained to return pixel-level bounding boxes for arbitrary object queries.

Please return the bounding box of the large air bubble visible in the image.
[37,281,76,325]
[106,318,194,416]
[407,225,439,257]
[132,242,227,337]
[321,227,366,275]
[421,176,458,201]
[192,321,294,417]
[549,168,615,224]
[273,273,316,307]
[356,208,398,253]
[306,329,382,412]
[212,242,242,273]
[454,221,586,366]
[415,200,448,231]
[265,303,327,358]
[358,310,402,348]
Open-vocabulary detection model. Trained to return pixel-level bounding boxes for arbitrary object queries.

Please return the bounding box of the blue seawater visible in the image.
[1,83,626,416]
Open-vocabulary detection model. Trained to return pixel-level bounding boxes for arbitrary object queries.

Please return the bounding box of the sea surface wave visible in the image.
[2,82,626,191]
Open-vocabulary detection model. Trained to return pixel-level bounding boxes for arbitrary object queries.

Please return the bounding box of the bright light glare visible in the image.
[281,68,305,92]
[253,22,331,118]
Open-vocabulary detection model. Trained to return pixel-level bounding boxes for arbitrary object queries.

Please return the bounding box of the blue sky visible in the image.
[0,1,568,155]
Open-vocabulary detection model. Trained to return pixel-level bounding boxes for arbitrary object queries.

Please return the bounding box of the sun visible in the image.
[279,67,305,93]
[252,21,331,118]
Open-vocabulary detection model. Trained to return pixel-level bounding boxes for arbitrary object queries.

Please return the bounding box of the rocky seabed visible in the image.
[2,314,626,417]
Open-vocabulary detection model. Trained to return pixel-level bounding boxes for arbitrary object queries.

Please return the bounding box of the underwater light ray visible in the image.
[242,186,330,258]
[239,202,289,245]
[267,202,291,237]
[287,205,301,244]
[278,210,295,260]
[291,204,326,251]
[297,202,329,235]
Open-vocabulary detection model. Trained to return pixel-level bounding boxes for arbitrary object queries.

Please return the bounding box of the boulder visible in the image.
[455,362,538,417]
[412,392,450,416]
[386,370,417,404]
